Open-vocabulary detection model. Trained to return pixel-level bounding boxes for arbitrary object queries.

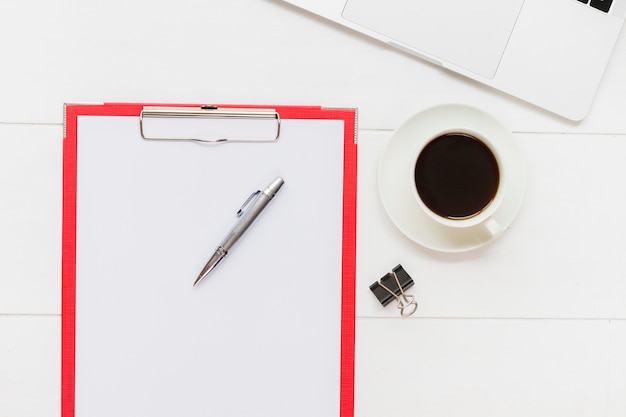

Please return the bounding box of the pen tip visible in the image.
[193,248,227,288]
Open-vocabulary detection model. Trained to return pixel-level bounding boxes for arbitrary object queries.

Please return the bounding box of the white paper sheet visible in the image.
[73,115,345,417]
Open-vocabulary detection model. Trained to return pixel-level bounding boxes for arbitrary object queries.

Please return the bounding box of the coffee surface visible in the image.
[414,133,499,219]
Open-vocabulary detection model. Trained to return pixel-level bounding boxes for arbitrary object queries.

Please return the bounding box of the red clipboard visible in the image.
[62,103,356,417]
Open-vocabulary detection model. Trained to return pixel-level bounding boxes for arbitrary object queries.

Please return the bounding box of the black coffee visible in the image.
[414,133,499,219]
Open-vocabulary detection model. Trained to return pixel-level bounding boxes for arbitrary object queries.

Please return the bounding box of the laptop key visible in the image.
[590,0,613,12]
[577,0,589,3]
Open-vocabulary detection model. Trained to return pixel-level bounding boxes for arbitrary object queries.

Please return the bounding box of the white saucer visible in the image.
[378,104,526,252]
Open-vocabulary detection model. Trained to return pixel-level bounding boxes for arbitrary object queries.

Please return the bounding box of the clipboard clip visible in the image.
[139,105,281,143]
[370,264,418,317]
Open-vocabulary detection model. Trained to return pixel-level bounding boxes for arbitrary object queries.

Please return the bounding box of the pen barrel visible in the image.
[220,193,272,250]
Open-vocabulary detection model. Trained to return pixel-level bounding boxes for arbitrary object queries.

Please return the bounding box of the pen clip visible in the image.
[237,190,261,216]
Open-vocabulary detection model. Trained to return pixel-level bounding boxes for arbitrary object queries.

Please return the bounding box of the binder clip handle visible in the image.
[396,293,418,317]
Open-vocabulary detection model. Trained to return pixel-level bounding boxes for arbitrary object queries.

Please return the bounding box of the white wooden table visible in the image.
[1,1,625,415]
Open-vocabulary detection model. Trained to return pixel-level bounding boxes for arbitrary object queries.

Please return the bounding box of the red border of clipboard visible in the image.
[62,103,357,417]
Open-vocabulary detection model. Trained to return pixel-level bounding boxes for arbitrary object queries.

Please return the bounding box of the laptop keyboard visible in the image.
[577,0,613,13]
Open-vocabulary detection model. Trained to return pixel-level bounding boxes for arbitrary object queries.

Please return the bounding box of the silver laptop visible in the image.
[279,0,626,120]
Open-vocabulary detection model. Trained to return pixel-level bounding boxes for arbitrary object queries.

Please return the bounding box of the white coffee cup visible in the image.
[410,128,507,237]
[378,104,526,252]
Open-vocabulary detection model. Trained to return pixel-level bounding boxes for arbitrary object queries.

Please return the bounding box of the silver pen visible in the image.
[193,177,285,287]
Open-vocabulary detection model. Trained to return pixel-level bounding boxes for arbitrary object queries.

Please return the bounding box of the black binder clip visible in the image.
[370,264,418,317]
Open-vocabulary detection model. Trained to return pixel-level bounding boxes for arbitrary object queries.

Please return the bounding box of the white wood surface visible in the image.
[1,0,625,416]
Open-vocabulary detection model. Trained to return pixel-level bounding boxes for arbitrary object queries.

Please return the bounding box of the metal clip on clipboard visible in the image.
[139,106,281,143]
